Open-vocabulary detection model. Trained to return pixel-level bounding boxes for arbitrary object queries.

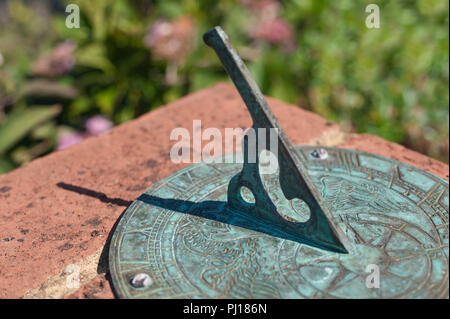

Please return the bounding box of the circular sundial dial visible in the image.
[109,146,449,299]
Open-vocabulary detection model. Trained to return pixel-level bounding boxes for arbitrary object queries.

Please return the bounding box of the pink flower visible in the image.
[144,20,173,47]
[241,0,281,17]
[251,18,296,52]
[243,0,296,52]
[144,16,195,63]
[85,115,113,136]
[32,41,77,77]
[57,132,83,150]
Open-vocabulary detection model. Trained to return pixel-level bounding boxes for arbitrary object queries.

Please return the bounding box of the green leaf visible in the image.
[95,87,118,115]
[75,43,114,72]
[0,156,15,174]
[31,122,57,140]
[0,105,61,154]
[20,80,78,100]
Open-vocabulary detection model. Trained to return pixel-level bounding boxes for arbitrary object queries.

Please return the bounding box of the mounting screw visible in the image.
[310,148,328,160]
[130,273,153,288]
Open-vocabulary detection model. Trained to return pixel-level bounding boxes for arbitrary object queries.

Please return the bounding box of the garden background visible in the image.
[0,0,448,174]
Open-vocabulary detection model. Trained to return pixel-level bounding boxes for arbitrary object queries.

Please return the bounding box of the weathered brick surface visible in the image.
[0,82,447,298]
[339,134,449,180]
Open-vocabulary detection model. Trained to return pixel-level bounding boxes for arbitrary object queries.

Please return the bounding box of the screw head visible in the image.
[310,148,328,160]
[130,273,153,288]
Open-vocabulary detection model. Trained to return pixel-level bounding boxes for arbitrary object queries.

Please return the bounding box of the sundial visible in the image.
[109,27,449,299]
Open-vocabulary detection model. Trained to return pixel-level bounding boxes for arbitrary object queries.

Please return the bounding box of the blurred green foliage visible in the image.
[0,0,448,174]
